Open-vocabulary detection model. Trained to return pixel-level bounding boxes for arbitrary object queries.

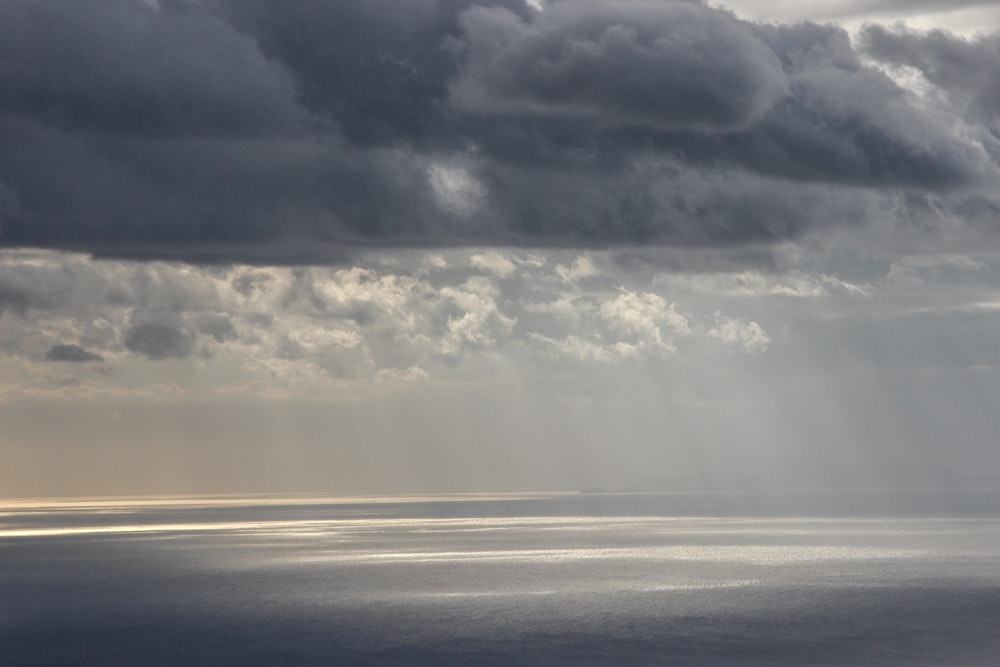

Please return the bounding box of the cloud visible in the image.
[861,25,1000,131]
[437,276,517,357]
[0,0,996,262]
[4,248,804,396]
[375,365,430,384]
[470,251,518,277]
[45,344,104,362]
[427,161,488,216]
[196,314,238,343]
[555,255,600,284]
[123,322,194,359]
[722,0,1000,26]
[0,0,304,137]
[707,314,771,353]
[8,246,1000,420]
[600,290,689,351]
[886,252,986,287]
[527,332,625,362]
[448,1,789,131]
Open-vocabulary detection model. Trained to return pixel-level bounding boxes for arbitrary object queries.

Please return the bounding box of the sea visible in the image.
[2,489,1000,666]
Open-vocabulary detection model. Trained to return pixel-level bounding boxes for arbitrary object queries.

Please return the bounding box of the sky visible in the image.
[3,0,1000,497]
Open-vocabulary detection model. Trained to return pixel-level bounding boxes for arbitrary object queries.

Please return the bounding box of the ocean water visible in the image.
[2,490,1000,665]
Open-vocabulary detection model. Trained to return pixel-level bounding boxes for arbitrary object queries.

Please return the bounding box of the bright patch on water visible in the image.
[2,491,1000,665]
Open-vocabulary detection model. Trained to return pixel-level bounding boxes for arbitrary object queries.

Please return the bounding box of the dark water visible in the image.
[2,491,1000,665]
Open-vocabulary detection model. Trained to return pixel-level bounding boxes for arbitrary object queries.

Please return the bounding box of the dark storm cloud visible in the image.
[204,0,529,147]
[448,1,789,131]
[0,0,997,262]
[124,321,194,359]
[0,0,303,137]
[45,343,104,362]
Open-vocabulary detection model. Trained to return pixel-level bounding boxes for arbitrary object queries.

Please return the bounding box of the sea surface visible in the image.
[2,490,1000,665]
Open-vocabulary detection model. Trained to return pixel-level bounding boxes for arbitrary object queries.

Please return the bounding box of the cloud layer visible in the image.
[7,244,1000,495]
[0,248,784,401]
[1,0,998,261]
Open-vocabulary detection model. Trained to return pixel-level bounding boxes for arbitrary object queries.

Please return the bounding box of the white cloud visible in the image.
[523,295,593,325]
[661,270,868,299]
[527,332,618,362]
[287,326,362,352]
[708,313,772,353]
[555,255,598,283]
[470,251,518,278]
[427,161,487,216]
[438,277,517,357]
[715,0,1000,36]
[599,290,690,352]
[375,365,429,384]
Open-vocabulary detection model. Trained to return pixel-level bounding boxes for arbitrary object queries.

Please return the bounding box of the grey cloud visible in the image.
[245,312,274,328]
[613,21,994,189]
[275,337,306,361]
[124,322,194,359]
[196,314,238,343]
[45,343,104,362]
[449,1,789,132]
[0,0,997,263]
[0,0,304,137]
[481,155,882,245]
[457,15,990,189]
[862,26,1000,129]
[232,270,274,297]
[0,178,20,225]
[0,281,34,315]
[0,256,71,314]
[204,0,525,147]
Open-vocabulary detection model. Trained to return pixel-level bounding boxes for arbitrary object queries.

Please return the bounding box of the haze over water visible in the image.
[3,490,1000,665]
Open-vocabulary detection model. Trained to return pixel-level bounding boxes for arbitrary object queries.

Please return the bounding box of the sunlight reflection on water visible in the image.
[3,492,1000,665]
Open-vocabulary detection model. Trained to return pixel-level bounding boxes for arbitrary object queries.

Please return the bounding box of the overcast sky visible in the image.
[3,0,1000,497]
